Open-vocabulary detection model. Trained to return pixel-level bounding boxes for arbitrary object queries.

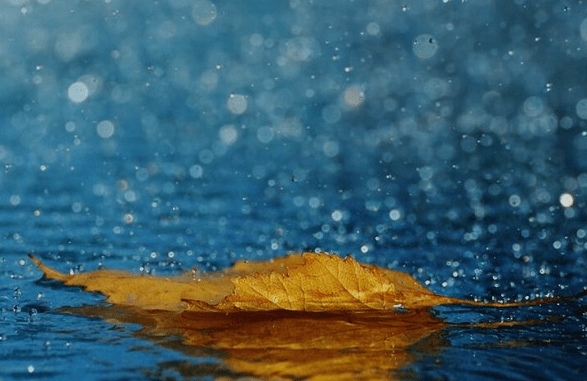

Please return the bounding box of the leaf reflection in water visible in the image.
[62,305,448,381]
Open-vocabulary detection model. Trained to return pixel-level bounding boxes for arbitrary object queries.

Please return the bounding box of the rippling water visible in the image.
[1,0,587,380]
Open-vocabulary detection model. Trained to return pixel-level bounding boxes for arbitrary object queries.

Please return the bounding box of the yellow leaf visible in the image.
[29,252,559,312]
[196,253,463,312]
[29,254,235,311]
[31,252,569,381]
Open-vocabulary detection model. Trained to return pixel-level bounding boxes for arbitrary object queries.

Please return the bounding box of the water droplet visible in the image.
[10,195,21,206]
[331,210,343,222]
[67,81,89,103]
[219,124,238,145]
[124,213,134,224]
[96,120,115,139]
[523,96,544,117]
[343,85,365,109]
[389,209,401,221]
[226,94,248,115]
[191,0,217,26]
[412,34,439,59]
[581,18,587,41]
[366,22,380,36]
[508,194,521,207]
[576,98,587,120]
[559,193,574,207]
[189,165,203,179]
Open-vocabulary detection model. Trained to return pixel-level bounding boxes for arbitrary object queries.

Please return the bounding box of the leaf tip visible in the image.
[28,253,40,265]
[29,254,70,282]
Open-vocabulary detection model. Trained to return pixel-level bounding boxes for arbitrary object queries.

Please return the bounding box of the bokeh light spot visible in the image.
[576,98,587,120]
[559,193,574,208]
[192,0,217,26]
[413,34,439,59]
[227,94,248,115]
[97,120,115,139]
[343,85,365,109]
[67,81,89,103]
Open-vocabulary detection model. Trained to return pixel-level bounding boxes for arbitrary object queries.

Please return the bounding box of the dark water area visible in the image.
[1,0,587,380]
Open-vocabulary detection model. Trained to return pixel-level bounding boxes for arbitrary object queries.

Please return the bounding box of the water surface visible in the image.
[1,0,586,380]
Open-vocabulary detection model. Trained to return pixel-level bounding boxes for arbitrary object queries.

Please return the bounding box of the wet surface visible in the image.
[1,0,587,380]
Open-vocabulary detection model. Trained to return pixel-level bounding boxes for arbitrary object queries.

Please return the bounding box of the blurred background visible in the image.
[1,0,586,380]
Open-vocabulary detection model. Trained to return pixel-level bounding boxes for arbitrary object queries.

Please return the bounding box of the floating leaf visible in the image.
[29,252,538,313]
[30,252,572,380]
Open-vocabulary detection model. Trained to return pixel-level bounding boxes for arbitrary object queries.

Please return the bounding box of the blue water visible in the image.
[1,0,586,380]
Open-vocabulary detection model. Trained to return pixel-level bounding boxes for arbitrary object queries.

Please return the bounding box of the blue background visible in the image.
[1,0,586,380]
